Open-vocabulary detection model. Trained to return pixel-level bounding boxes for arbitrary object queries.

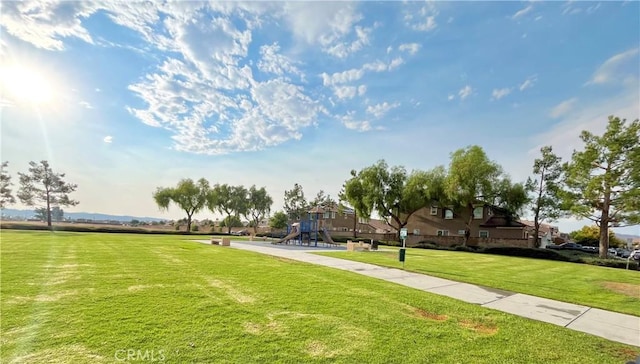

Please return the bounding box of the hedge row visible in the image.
[413,242,639,270]
[0,223,223,236]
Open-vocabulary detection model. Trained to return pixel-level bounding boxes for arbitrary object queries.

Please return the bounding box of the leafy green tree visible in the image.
[526,146,564,247]
[342,160,447,240]
[311,190,337,209]
[269,211,288,230]
[18,161,78,229]
[562,116,640,258]
[445,146,529,246]
[244,185,273,234]
[220,215,243,228]
[153,178,210,233]
[209,184,248,234]
[569,225,625,248]
[1,161,16,208]
[284,183,307,221]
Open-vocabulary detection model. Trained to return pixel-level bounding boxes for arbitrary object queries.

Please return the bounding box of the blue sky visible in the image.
[1,1,638,235]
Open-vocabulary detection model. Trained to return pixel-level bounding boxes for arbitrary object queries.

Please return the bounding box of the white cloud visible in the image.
[405,2,438,32]
[448,94,455,101]
[366,102,400,118]
[531,90,639,164]
[258,43,304,80]
[398,43,421,55]
[95,88,101,92]
[79,101,93,109]
[458,85,473,100]
[333,86,357,100]
[103,136,113,144]
[586,48,639,85]
[339,111,372,132]
[388,57,405,70]
[549,97,578,118]
[535,15,543,21]
[0,1,98,50]
[491,88,512,100]
[512,5,533,19]
[519,75,538,91]
[357,85,367,96]
[283,2,368,58]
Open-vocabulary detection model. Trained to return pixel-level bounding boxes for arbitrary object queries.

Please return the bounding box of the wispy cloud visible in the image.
[398,43,421,55]
[586,48,639,85]
[512,5,533,19]
[405,2,438,32]
[366,102,400,118]
[519,75,538,91]
[491,88,512,100]
[79,101,93,109]
[104,136,113,144]
[458,85,473,100]
[549,97,578,118]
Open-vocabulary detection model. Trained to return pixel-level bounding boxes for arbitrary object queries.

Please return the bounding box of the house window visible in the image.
[473,206,484,219]
[413,229,420,235]
[430,206,438,215]
[437,230,449,236]
[479,230,489,238]
[323,212,330,219]
[331,212,336,219]
[444,209,453,220]
[457,230,466,235]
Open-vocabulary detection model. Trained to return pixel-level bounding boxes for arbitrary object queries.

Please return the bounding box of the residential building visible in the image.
[304,205,395,235]
[405,203,527,240]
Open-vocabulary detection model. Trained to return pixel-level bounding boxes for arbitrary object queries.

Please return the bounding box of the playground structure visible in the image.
[273,207,338,247]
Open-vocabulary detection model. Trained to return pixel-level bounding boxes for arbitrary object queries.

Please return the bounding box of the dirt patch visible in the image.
[243,320,283,335]
[272,256,297,263]
[209,279,255,303]
[414,308,448,321]
[306,340,335,358]
[601,282,640,299]
[459,319,498,335]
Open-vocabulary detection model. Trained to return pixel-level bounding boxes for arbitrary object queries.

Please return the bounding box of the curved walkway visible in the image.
[196,239,640,347]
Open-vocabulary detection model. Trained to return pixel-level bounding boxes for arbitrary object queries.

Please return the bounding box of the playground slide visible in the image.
[273,230,300,245]
[320,228,335,245]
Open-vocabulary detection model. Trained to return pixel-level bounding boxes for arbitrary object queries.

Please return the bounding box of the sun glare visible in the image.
[0,65,54,105]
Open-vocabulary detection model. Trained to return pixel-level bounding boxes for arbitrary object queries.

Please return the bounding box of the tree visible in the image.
[18,161,79,229]
[526,146,564,247]
[284,183,307,221]
[153,178,210,233]
[342,160,447,240]
[244,185,273,234]
[209,184,248,234]
[562,116,640,258]
[269,211,288,230]
[569,225,625,248]
[219,215,243,228]
[311,190,336,208]
[445,146,529,246]
[1,161,16,208]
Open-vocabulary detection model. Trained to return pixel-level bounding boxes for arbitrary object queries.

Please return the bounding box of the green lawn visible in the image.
[1,231,638,363]
[318,247,640,316]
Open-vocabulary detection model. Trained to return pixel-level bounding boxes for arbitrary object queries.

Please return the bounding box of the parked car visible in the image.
[608,248,617,256]
[581,246,598,253]
[557,242,583,250]
[231,229,250,236]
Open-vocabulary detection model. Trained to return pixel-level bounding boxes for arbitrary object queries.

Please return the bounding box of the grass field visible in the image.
[319,247,640,317]
[1,231,639,363]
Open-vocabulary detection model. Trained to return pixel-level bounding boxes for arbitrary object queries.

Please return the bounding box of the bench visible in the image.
[346,240,370,252]
[211,237,231,246]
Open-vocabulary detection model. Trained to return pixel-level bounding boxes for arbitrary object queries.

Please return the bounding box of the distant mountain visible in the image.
[0,208,165,222]
[617,233,640,241]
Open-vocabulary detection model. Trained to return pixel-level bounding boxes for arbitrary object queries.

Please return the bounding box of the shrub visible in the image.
[191,225,199,232]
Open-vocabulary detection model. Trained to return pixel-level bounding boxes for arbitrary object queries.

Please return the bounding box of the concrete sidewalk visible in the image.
[195,239,640,347]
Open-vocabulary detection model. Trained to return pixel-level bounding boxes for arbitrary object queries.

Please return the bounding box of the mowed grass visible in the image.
[1,231,638,363]
[319,247,640,316]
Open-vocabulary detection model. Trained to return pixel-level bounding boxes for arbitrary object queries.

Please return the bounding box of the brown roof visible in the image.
[480,216,527,228]
[308,206,326,214]
[367,219,397,232]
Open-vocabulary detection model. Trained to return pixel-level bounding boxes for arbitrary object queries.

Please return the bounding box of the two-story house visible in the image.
[405,202,527,240]
[304,205,395,235]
